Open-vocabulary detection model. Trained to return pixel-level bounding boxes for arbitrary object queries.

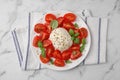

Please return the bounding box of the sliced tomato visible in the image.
[54,59,65,67]
[79,27,88,38]
[40,31,49,41]
[44,22,52,33]
[46,45,54,58]
[53,50,62,59]
[70,44,80,50]
[62,50,72,60]
[34,23,47,33]
[43,39,52,48]
[74,29,80,33]
[64,13,76,22]
[32,35,42,47]
[45,13,56,22]
[63,21,75,30]
[57,17,64,26]
[40,54,50,63]
[70,50,82,60]
[77,34,83,44]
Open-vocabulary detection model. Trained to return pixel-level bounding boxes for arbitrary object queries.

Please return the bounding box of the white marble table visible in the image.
[0,0,120,80]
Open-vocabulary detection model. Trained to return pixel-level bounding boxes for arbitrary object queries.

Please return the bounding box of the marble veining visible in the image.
[0,0,120,80]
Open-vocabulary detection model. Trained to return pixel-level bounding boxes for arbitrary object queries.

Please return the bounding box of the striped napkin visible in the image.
[11,10,108,70]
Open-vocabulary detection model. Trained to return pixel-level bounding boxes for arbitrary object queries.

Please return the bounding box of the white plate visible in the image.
[30,10,91,71]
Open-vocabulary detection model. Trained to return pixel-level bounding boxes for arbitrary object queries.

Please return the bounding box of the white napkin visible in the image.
[11,10,108,70]
[82,17,108,65]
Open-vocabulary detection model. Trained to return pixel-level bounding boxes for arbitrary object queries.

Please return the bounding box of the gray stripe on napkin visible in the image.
[98,18,101,64]
[25,13,31,70]
[14,30,23,61]
[11,31,22,66]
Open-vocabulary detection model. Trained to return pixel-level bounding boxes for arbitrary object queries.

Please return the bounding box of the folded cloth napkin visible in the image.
[11,10,108,70]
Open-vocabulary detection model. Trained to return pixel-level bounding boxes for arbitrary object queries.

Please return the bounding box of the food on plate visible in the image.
[32,12,88,67]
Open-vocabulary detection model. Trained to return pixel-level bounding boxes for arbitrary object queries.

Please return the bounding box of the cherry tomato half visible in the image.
[46,45,54,58]
[32,35,42,47]
[70,50,82,60]
[62,50,72,60]
[63,21,75,30]
[43,39,52,48]
[34,23,47,33]
[54,59,65,67]
[40,31,49,41]
[45,13,57,22]
[57,17,64,26]
[64,13,76,22]
[79,27,88,38]
[40,54,50,63]
[53,50,62,59]
[44,22,52,33]
[70,44,80,51]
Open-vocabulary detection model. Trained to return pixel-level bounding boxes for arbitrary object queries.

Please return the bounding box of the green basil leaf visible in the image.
[50,59,54,64]
[71,36,75,41]
[74,33,79,37]
[41,48,46,57]
[74,23,79,28]
[82,38,86,45]
[80,45,85,52]
[50,20,58,29]
[69,29,74,36]
[38,41,43,48]
[74,38,80,44]
[65,60,72,64]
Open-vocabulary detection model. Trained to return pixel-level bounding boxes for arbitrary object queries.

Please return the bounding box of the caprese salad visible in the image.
[32,12,88,67]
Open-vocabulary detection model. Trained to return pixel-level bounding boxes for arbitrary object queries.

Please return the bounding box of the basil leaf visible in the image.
[71,36,75,41]
[50,59,54,64]
[74,38,80,44]
[74,23,79,28]
[65,60,72,64]
[41,48,46,57]
[50,20,58,29]
[38,41,43,48]
[82,38,86,45]
[69,29,74,36]
[74,33,79,37]
[80,45,85,52]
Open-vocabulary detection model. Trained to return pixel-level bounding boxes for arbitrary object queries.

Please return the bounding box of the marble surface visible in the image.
[0,0,120,80]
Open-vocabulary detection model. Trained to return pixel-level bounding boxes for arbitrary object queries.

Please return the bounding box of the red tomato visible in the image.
[79,27,88,38]
[32,35,42,47]
[40,31,49,41]
[63,21,75,30]
[70,44,80,50]
[46,45,54,58]
[45,13,56,22]
[40,54,50,63]
[74,29,80,33]
[64,13,76,22]
[34,23,47,33]
[43,39,52,48]
[44,22,52,33]
[57,17,64,26]
[53,50,62,59]
[62,50,72,60]
[70,50,82,60]
[54,59,65,67]
[77,34,83,44]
